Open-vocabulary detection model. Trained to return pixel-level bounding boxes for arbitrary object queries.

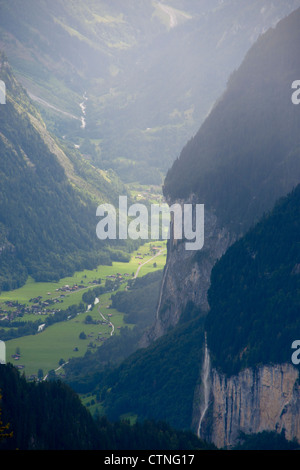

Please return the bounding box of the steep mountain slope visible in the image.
[147,6,300,342]
[194,187,300,448]
[197,186,300,447]
[163,7,300,232]
[0,53,125,291]
[1,1,299,183]
[206,184,300,376]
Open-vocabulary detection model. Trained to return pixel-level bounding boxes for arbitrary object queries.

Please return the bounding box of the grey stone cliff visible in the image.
[141,200,234,346]
[192,345,300,448]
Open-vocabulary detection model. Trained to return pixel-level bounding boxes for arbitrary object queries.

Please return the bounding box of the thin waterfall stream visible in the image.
[197,332,211,438]
[155,263,169,320]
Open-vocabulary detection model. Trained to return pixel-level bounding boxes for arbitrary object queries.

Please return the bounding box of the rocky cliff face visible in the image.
[194,356,300,448]
[141,200,235,346]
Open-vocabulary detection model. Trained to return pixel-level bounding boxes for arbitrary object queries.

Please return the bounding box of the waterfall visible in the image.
[155,263,169,320]
[197,332,211,438]
[80,92,88,129]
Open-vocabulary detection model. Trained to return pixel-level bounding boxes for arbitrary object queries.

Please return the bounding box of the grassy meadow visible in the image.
[1,241,167,378]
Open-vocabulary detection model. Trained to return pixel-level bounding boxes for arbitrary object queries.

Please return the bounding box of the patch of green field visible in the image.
[3,241,167,378]
[119,413,138,425]
[80,391,104,418]
[0,241,164,306]
[6,308,118,378]
[6,291,138,378]
[126,182,165,204]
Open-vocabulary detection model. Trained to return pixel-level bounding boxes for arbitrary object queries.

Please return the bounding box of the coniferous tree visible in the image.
[0,391,13,442]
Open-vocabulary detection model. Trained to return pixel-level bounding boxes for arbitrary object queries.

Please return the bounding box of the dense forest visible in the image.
[232,431,299,450]
[205,184,300,376]
[67,311,206,430]
[111,270,163,328]
[0,363,215,450]
[163,7,300,235]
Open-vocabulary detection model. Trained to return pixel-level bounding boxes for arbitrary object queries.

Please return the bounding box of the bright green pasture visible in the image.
[3,241,166,377]
[0,241,166,310]
[6,307,122,377]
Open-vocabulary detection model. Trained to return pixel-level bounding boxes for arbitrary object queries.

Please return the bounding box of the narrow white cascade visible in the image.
[155,263,169,320]
[80,92,88,129]
[197,332,211,438]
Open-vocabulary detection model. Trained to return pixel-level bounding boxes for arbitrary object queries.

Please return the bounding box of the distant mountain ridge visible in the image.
[164,5,300,234]
[1,0,299,183]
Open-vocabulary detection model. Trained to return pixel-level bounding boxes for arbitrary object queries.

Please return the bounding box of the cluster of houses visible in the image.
[0,280,105,321]
[28,296,62,315]
[30,295,61,306]
[106,273,130,280]
[54,283,88,294]
[0,299,59,320]
[136,187,163,203]
[134,246,162,260]
[151,245,162,252]
[0,301,17,321]
[0,299,52,321]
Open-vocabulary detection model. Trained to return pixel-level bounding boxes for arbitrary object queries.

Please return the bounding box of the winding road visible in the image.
[97,304,115,337]
[134,248,166,279]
